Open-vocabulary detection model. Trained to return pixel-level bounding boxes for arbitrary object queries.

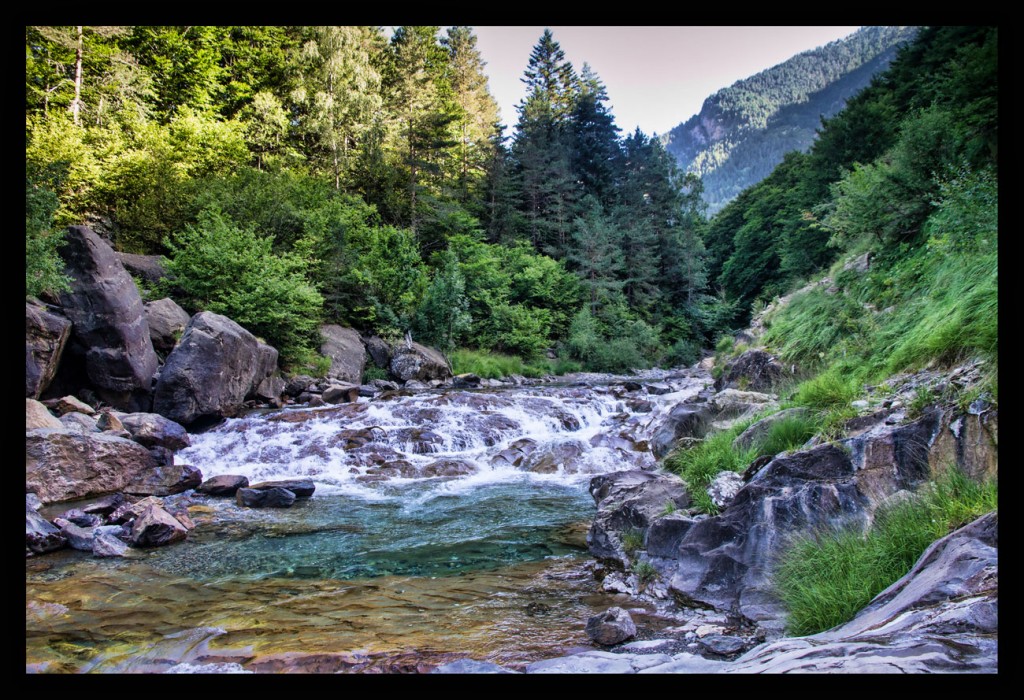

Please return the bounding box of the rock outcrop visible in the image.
[320,325,366,384]
[144,298,190,355]
[153,312,276,427]
[114,252,168,284]
[55,226,159,411]
[26,299,71,398]
[389,341,452,383]
[714,349,785,393]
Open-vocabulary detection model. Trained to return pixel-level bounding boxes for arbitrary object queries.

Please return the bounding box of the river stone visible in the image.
[430,659,519,674]
[404,380,429,390]
[322,384,360,404]
[95,411,125,432]
[320,325,366,384]
[390,341,452,382]
[56,508,102,528]
[129,502,188,547]
[651,403,713,458]
[26,509,66,555]
[700,635,748,657]
[153,311,275,427]
[526,651,637,674]
[144,298,190,354]
[284,375,314,397]
[256,375,286,403]
[586,607,637,646]
[646,383,672,395]
[93,529,130,557]
[53,518,96,551]
[26,299,71,399]
[371,379,400,392]
[109,495,163,524]
[249,479,315,498]
[198,474,249,497]
[236,487,296,508]
[119,412,190,450]
[453,373,481,388]
[55,226,159,411]
[714,349,785,393]
[27,398,64,431]
[46,395,96,416]
[26,429,161,504]
[707,470,744,510]
[125,463,202,497]
[587,470,691,567]
[80,493,126,517]
[421,459,477,477]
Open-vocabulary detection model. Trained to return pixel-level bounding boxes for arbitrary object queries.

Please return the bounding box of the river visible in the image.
[26,370,708,673]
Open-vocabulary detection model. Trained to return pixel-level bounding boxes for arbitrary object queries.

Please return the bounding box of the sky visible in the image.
[470,26,863,137]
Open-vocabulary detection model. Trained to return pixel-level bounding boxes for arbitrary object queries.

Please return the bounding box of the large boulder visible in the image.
[129,502,188,547]
[114,252,168,285]
[197,474,249,497]
[320,325,366,384]
[144,298,190,354]
[714,349,786,393]
[650,403,713,458]
[124,463,202,497]
[26,299,71,398]
[362,335,392,370]
[236,487,296,508]
[119,412,190,450]
[389,341,452,383]
[153,312,275,427]
[587,470,691,568]
[26,509,66,555]
[55,226,159,411]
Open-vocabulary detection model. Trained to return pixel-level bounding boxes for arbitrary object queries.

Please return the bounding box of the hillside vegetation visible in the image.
[661,26,918,214]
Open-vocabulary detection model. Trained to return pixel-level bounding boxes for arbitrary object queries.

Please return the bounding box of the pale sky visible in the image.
[470,26,863,137]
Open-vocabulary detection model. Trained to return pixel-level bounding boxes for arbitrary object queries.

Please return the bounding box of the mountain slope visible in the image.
[661,26,918,214]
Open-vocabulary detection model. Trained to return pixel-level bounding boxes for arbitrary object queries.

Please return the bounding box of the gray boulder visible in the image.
[93,528,130,557]
[707,470,744,510]
[144,298,190,354]
[53,517,96,551]
[322,384,360,404]
[55,225,159,411]
[645,513,699,558]
[60,411,99,433]
[651,403,713,458]
[26,509,66,555]
[236,487,296,508]
[114,252,168,284]
[26,299,71,398]
[587,470,691,567]
[585,607,637,646]
[197,474,249,497]
[389,341,452,382]
[129,502,188,547]
[714,349,785,393]
[153,311,274,426]
[26,429,160,504]
[125,463,202,497]
[119,412,190,450]
[320,325,366,384]
[249,479,315,498]
[255,375,286,403]
[362,335,392,370]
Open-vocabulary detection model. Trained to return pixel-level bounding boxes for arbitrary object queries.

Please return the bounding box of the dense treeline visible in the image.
[662,26,917,214]
[705,25,997,326]
[26,26,716,371]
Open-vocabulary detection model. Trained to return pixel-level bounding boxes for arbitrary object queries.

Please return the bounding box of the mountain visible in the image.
[660,26,918,215]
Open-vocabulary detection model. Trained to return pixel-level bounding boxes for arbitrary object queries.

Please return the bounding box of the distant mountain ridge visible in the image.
[661,26,918,215]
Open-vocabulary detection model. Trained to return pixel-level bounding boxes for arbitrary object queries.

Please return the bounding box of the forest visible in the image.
[26,25,998,385]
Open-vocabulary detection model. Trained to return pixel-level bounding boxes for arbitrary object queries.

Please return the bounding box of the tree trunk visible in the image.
[69,26,83,126]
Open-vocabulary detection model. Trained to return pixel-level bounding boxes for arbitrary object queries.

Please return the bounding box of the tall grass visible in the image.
[449,348,547,379]
[665,424,758,513]
[756,413,820,457]
[774,467,997,636]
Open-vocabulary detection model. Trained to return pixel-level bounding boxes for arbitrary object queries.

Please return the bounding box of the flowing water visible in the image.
[26,372,708,673]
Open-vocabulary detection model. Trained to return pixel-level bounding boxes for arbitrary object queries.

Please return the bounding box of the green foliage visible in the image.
[621,528,645,555]
[26,165,72,297]
[661,500,677,516]
[774,467,997,635]
[362,365,390,383]
[162,206,323,365]
[414,250,471,352]
[566,306,664,373]
[664,425,757,514]
[449,348,546,380]
[632,560,658,585]
[755,414,820,457]
[792,369,860,412]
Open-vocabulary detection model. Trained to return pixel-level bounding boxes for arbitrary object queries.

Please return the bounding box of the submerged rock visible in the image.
[236,487,296,508]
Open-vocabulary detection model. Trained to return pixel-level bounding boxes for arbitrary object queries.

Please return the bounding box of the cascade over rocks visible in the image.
[26,299,71,398]
[389,341,452,383]
[54,226,159,411]
[153,311,277,427]
[144,298,190,355]
[320,325,366,384]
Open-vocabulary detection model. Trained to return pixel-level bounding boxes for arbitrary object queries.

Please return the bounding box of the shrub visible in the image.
[633,560,658,585]
[621,528,645,555]
[26,167,71,298]
[162,206,323,366]
[756,414,820,457]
